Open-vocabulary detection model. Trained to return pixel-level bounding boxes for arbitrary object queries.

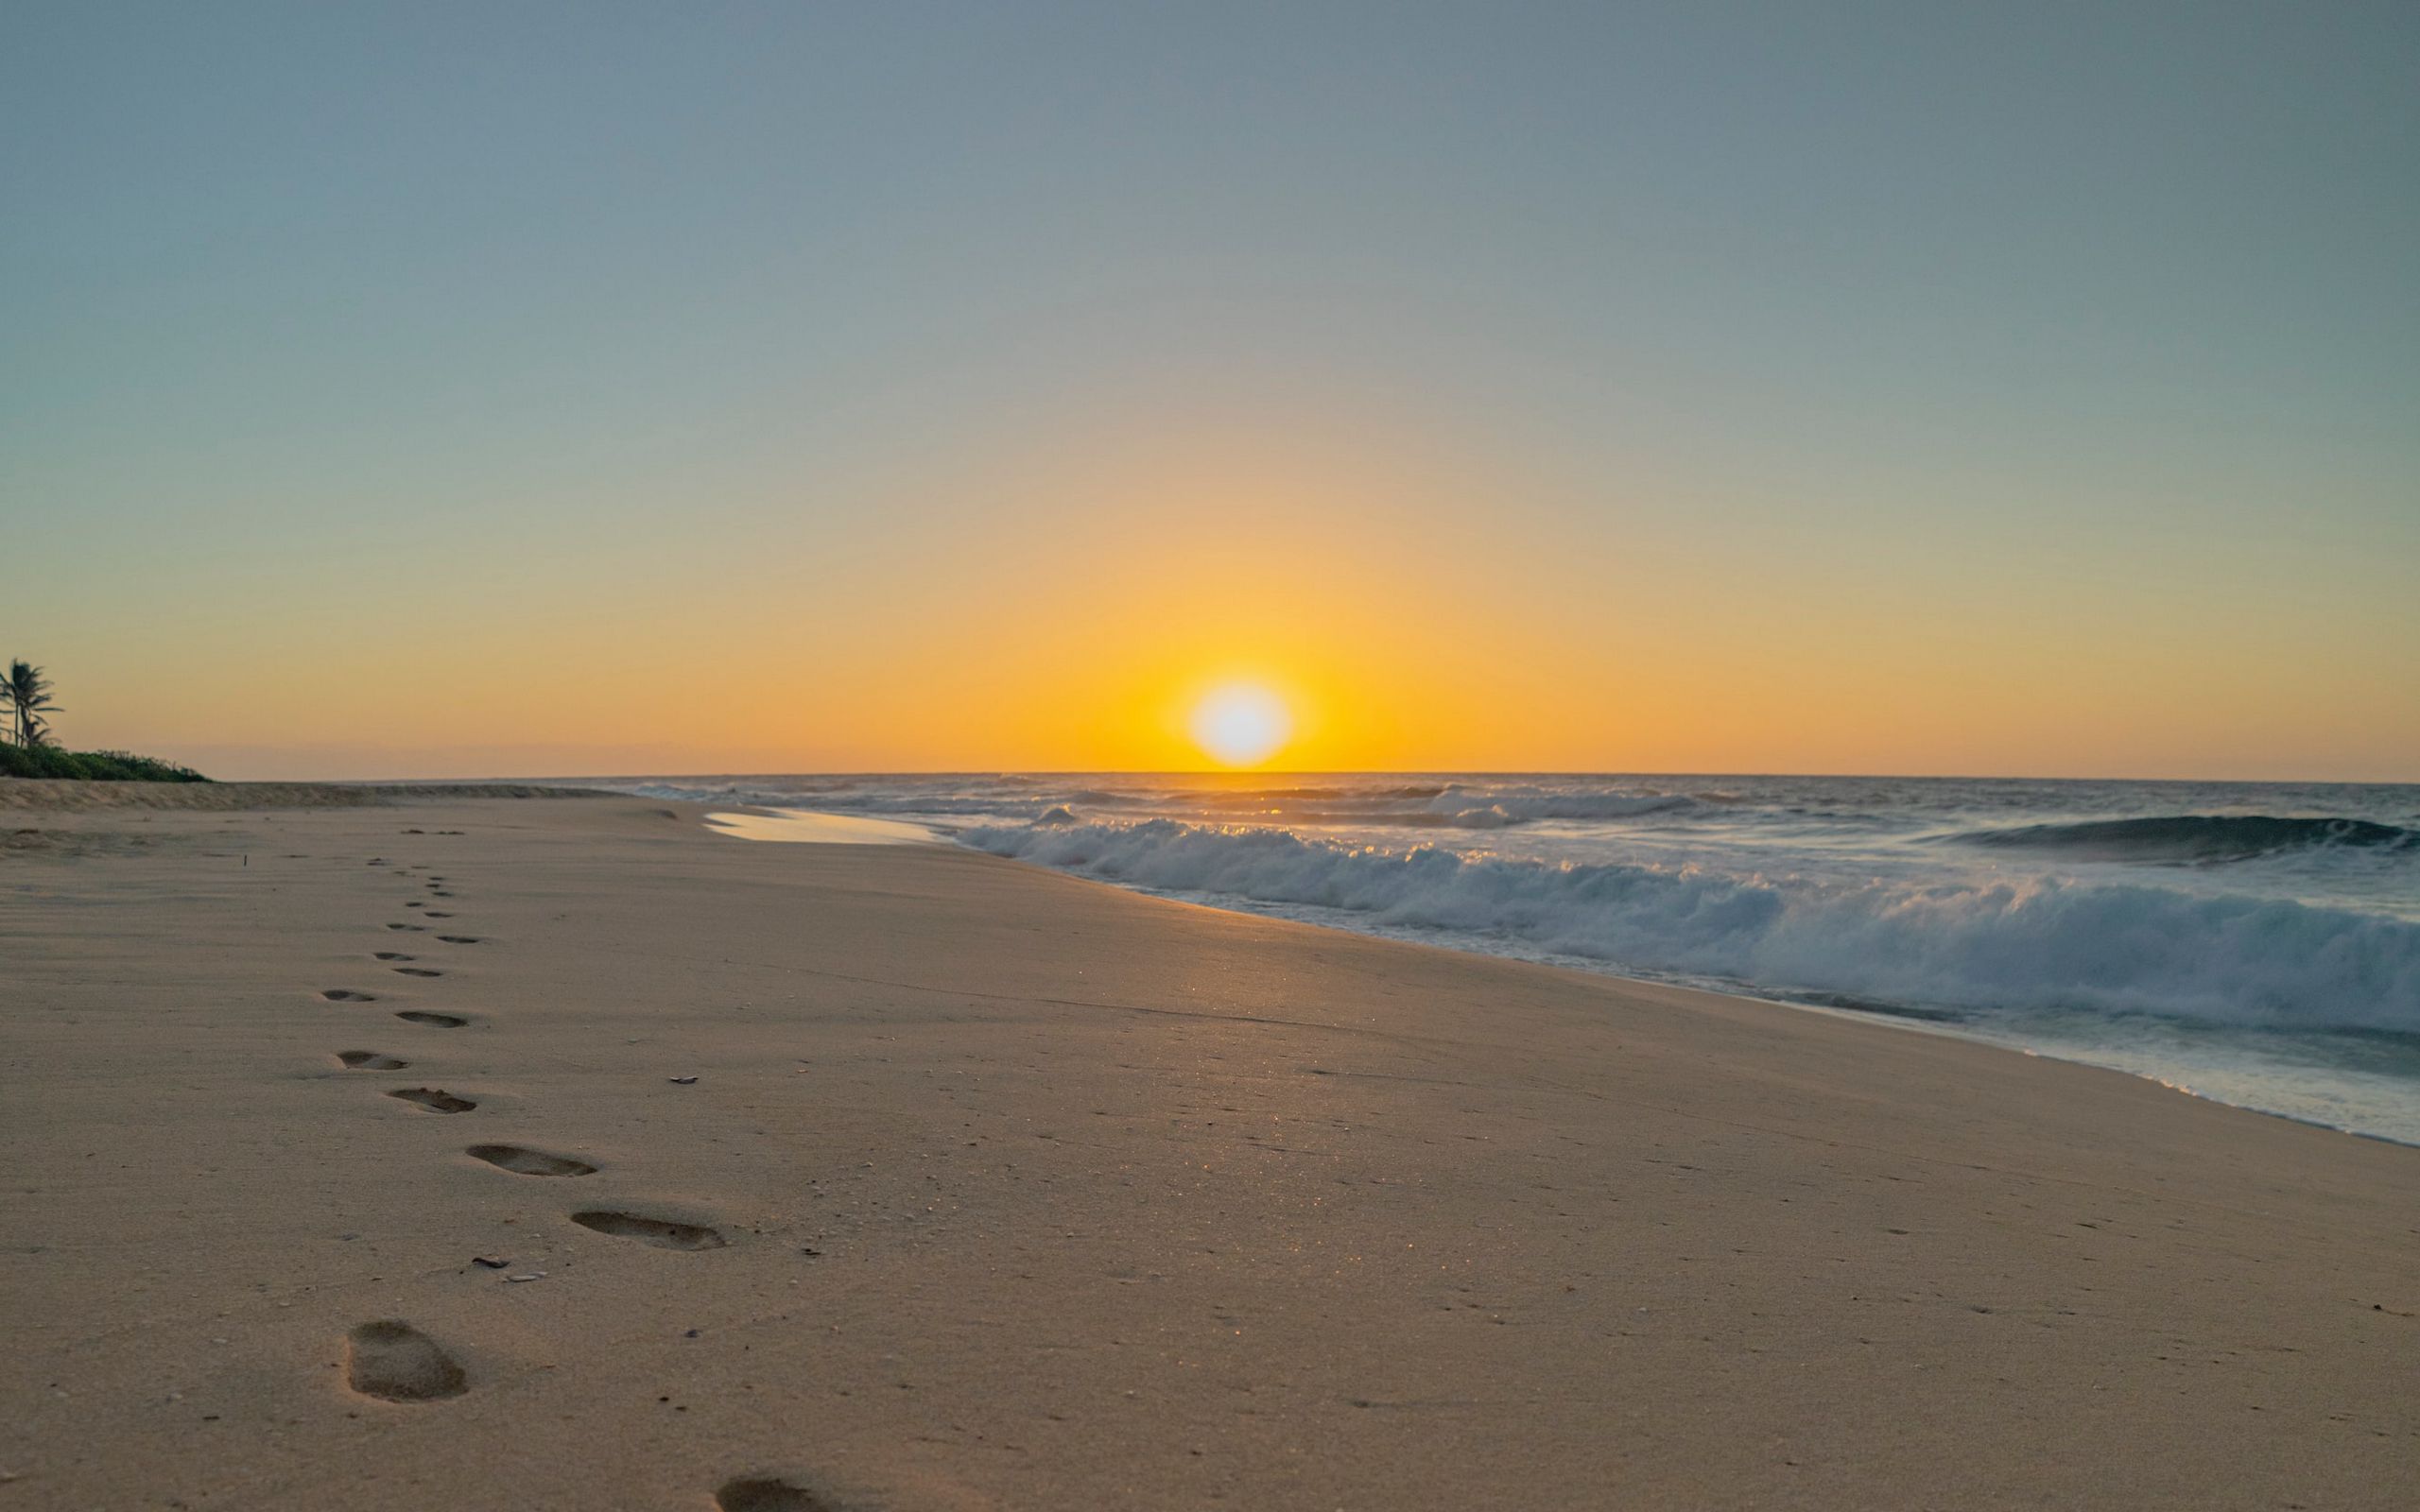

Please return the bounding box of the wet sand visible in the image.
[2,785,2413,1508]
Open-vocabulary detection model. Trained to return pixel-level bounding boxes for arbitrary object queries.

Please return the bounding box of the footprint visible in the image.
[345,1320,467,1403]
[571,1211,727,1250]
[337,1051,408,1070]
[467,1144,597,1177]
[405,902,425,910]
[373,952,414,961]
[320,989,377,1003]
[387,923,427,933]
[389,1087,476,1113]
[437,936,483,945]
[395,1011,467,1028]
[392,967,443,977]
[429,890,455,898]
[424,911,455,919]
[716,1480,838,1512]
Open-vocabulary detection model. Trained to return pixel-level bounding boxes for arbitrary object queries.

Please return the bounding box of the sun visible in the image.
[1189,682,1293,767]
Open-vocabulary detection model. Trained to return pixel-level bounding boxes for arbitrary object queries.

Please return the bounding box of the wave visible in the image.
[1957,815,2417,863]
[1430,791,1703,827]
[1186,783,1705,830]
[1190,784,1452,803]
[966,819,2420,1033]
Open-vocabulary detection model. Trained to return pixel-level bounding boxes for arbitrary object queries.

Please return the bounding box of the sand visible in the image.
[2,784,2413,1509]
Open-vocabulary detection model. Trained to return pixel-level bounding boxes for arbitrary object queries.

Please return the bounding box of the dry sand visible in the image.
[2,784,2413,1509]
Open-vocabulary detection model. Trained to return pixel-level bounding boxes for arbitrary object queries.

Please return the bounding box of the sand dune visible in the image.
[1,788,2412,1508]
[0,777,603,812]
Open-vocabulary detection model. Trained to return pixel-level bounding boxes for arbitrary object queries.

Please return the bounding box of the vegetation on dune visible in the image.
[0,660,209,781]
[0,744,211,782]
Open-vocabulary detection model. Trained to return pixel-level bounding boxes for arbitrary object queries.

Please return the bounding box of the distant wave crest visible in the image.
[1957,814,2416,863]
[624,778,1715,832]
[1192,783,1703,830]
[968,819,2420,1033]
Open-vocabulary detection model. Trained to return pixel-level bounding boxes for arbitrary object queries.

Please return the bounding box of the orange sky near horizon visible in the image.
[35,414,2418,784]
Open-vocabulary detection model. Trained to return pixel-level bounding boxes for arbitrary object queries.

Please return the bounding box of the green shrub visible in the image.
[85,749,210,782]
[0,744,209,782]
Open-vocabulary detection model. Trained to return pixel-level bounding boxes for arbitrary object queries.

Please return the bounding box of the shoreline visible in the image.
[1065,880,2420,1151]
[5,786,2414,1507]
[701,800,2420,1151]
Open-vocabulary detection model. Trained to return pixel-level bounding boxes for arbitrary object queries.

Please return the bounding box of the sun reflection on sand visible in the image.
[705,810,940,845]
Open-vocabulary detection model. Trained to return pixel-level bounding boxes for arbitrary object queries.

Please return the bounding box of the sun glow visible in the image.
[1189,682,1293,767]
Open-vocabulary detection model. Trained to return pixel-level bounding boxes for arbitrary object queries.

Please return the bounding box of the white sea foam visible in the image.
[966,818,2420,1034]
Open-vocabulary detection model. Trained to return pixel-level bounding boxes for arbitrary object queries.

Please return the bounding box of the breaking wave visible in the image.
[968,819,2420,1034]
[1958,814,2416,863]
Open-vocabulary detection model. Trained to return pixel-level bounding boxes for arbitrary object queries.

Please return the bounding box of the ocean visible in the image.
[604,773,2420,1145]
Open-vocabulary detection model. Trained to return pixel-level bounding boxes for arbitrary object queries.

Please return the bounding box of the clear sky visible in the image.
[6,3,2414,780]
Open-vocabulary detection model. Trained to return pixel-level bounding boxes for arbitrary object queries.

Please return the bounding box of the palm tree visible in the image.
[3,661,61,747]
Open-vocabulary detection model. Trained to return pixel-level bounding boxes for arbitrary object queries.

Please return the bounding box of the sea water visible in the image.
[609,773,2420,1144]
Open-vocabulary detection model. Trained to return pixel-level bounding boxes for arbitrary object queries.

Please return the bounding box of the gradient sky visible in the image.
[6,2,2414,780]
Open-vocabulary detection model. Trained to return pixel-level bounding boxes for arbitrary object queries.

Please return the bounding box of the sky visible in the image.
[5,2,2415,781]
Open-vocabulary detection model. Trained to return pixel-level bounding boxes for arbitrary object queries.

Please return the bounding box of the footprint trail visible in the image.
[345,1320,467,1402]
[467,1144,597,1177]
[715,1478,840,1512]
[571,1211,727,1250]
[388,1088,477,1113]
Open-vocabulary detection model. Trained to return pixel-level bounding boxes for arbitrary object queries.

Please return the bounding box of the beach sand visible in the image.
[2,785,2413,1509]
